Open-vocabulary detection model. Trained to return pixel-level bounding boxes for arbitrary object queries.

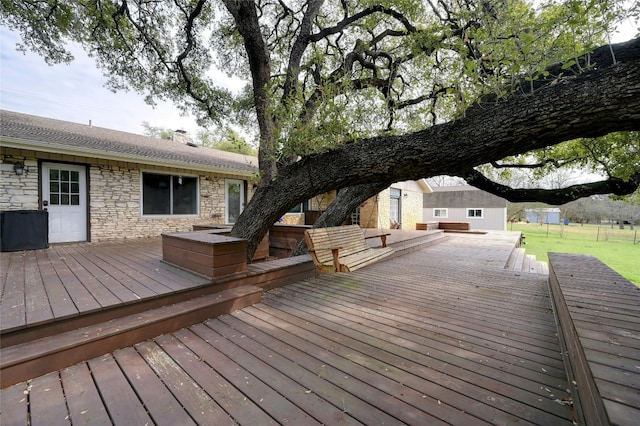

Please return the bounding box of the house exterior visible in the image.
[1,110,257,244]
[279,180,432,230]
[422,185,507,230]
[525,208,562,224]
[356,180,432,230]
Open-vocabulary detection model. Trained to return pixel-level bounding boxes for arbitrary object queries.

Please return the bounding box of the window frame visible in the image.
[466,208,484,219]
[288,200,310,214]
[433,208,448,218]
[141,171,199,217]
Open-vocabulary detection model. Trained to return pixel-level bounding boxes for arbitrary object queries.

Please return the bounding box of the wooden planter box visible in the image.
[438,221,470,231]
[416,222,439,231]
[192,225,269,261]
[162,232,247,280]
[269,224,312,258]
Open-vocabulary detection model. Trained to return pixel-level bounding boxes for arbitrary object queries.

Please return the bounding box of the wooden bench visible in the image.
[304,225,393,272]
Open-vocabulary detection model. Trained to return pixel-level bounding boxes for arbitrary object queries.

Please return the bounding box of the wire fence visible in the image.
[510,223,640,244]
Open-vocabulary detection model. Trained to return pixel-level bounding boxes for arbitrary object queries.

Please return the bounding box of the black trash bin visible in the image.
[0,210,49,252]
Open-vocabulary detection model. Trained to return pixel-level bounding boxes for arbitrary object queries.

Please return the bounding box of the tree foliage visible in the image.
[2,0,640,258]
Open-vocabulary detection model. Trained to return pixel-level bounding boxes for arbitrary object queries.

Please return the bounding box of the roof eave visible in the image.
[1,136,256,177]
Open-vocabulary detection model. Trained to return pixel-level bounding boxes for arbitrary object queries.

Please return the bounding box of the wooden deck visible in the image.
[549,253,640,426]
[1,232,582,425]
[0,238,211,333]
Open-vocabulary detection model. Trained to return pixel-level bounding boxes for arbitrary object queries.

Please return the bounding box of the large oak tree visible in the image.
[2,0,640,259]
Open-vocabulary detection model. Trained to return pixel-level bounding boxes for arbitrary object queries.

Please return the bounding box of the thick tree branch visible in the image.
[232,43,640,258]
[461,169,640,205]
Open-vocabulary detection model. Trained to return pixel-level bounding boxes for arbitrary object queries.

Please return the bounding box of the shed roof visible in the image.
[0,110,257,176]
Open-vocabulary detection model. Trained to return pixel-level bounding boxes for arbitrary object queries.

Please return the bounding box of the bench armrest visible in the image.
[364,233,391,248]
[308,246,343,272]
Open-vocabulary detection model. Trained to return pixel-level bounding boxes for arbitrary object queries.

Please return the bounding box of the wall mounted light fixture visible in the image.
[13,162,25,176]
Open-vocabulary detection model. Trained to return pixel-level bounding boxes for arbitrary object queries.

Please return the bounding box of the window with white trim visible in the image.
[142,172,198,215]
[467,208,483,218]
[433,208,448,218]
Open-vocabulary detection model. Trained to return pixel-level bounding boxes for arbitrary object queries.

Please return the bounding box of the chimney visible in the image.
[173,129,197,147]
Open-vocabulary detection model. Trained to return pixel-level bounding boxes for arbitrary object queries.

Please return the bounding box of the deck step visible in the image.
[505,248,526,270]
[505,249,549,274]
[0,285,263,388]
[387,231,449,255]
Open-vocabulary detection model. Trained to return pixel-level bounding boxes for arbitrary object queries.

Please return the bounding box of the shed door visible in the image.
[42,162,87,243]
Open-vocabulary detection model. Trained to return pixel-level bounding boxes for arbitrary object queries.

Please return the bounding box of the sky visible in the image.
[0,27,245,137]
[0,15,637,139]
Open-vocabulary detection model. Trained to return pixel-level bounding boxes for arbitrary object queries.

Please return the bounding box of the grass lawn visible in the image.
[509,223,640,286]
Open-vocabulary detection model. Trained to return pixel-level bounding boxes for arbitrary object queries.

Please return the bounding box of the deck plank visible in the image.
[0,382,29,426]
[222,310,425,426]
[213,314,396,426]
[193,319,365,426]
[44,248,101,313]
[60,363,111,425]
[157,331,279,426]
[34,248,78,320]
[91,242,205,292]
[88,354,154,425]
[29,372,71,426]
[23,250,54,325]
[134,340,232,426]
[68,247,158,301]
[58,245,142,304]
[0,252,26,330]
[112,347,197,426]
[169,327,322,425]
[54,245,122,308]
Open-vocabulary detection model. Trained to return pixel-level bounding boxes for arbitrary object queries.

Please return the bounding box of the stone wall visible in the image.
[0,147,254,241]
[0,155,39,210]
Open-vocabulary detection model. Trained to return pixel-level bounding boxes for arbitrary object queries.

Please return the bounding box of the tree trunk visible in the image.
[291,182,391,256]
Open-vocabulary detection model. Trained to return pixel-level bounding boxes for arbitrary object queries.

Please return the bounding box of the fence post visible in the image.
[597,226,600,242]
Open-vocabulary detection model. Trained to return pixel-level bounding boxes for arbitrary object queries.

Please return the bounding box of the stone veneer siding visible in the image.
[376,187,423,230]
[0,148,254,241]
[0,155,39,210]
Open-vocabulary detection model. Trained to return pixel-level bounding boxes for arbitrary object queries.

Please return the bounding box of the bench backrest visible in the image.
[305,225,369,264]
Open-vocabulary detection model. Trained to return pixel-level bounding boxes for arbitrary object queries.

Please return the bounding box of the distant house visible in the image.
[525,208,562,224]
[1,110,257,244]
[422,185,507,231]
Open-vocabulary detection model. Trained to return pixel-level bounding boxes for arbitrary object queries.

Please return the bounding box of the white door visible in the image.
[42,162,87,243]
[225,179,245,224]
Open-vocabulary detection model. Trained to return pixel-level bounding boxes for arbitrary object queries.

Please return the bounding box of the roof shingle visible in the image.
[0,110,257,175]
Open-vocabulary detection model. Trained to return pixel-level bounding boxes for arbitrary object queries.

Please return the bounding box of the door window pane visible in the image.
[61,170,69,181]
